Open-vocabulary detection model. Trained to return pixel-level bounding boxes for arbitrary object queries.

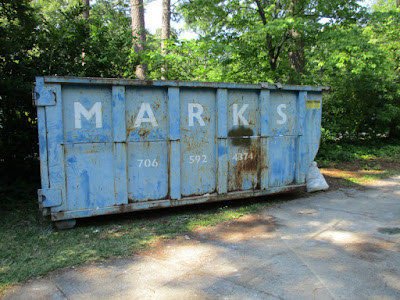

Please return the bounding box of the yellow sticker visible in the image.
[306,100,321,109]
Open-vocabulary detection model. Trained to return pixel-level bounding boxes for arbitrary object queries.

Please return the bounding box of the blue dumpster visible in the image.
[34,76,328,228]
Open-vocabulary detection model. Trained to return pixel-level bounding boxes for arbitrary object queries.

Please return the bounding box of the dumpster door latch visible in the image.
[38,188,62,208]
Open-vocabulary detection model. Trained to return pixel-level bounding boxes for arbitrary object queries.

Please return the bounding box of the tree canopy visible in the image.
[0,0,399,183]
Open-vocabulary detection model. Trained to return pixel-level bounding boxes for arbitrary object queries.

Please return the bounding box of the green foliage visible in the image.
[0,0,41,185]
[373,0,400,11]
[175,0,365,83]
[1,0,400,290]
[311,8,400,139]
[316,138,400,164]
[34,0,134,77]
[0,0,136,196]
[2,1,399,188]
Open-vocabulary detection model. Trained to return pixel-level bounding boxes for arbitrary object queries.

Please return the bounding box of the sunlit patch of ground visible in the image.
[319,158,400,188]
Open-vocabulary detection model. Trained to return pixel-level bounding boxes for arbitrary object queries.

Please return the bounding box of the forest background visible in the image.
[1,0,400,203]
[1,0,400,293]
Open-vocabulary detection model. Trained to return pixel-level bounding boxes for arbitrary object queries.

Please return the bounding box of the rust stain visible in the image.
[139,128,150,138]
[153,101,160,110]
[231,143,258,190]
[128,198,139,204]
[51,90,57,103]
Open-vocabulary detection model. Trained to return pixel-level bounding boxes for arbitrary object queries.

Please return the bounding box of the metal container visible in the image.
[34,76,328,228]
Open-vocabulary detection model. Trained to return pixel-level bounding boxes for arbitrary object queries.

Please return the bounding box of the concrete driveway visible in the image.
[4,176,400,300]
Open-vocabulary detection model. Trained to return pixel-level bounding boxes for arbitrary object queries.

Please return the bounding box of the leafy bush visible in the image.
[317,138,400,165]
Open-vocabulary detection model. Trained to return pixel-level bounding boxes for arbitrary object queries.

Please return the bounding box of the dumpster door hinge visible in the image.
[33,77,56,106]
[38,188,62,208]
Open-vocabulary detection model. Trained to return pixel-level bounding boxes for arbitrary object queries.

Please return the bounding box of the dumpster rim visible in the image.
[40,76,330,92]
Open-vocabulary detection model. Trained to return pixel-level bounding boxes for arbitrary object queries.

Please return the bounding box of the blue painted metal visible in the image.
[38,188,62,208]
[34,76,328,224]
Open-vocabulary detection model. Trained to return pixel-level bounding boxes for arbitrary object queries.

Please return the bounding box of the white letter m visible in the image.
[74,102,102,129]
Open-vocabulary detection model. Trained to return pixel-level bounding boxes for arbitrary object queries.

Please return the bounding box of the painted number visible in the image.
[137,159,158,168]
[189,155,207,164]
[232,152,254,161]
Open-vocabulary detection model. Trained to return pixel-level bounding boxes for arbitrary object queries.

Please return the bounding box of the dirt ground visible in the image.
[142,157,400,260]
[320,158,400,190]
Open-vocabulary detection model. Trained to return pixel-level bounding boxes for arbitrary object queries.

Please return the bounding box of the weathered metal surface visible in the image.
[42,76,330,91]
[51,185,305,221]
[34,76,327,224]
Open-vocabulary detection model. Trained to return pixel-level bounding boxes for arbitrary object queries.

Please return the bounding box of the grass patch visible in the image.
[317,137,400,187]
[321,168,400,186]
[346,170,399,184]
[316,138,400,166]
[0,189,273,296]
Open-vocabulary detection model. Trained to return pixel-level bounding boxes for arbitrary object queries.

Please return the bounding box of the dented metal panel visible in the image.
[34,76,328,226]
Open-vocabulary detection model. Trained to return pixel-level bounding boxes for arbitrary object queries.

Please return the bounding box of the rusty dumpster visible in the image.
[34,76,328,228]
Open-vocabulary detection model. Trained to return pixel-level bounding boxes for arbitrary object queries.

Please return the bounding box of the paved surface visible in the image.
[4,176,400,300]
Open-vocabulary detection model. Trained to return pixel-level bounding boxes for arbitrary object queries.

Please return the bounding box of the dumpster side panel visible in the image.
[267,91,298,187]
[37,107,49,187]
[45,84,67,213]
[125,87,169,201]
[268,136,296,187]
[112,86,129,206]
[61,85,129,212]
[269,91,297,136]
[34,77,327,223]
[227,90,259,192]
[227,138,259,191]
[62,85,113,143]
[127,141,168,201]
[259,90,271,191]
[216,89,228,195]
[168,87,181,200]
[65,143,115,210]
[295,91,307,184]
[125,87,168,141]
[180,88,216,197]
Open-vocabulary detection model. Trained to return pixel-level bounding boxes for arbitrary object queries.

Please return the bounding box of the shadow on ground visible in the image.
[3,175,400,299]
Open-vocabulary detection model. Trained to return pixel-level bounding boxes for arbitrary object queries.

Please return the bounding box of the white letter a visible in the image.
[134,103,158,127]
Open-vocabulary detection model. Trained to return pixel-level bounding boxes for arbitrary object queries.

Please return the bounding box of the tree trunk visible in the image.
[161,0,171,79]
[288,31,305,74]
[82,0,89,67]
[255,0,288,72]
[288,0,305,82]
[130,0,147,79]
[82,0,89,20]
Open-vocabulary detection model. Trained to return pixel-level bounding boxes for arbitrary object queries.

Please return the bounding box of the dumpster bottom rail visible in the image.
[51,184,305,221]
